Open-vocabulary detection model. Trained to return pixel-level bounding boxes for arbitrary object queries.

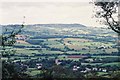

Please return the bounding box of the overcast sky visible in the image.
[0,0,102,27]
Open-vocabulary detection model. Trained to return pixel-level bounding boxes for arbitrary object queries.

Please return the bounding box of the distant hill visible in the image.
[32,24,87,28]
[1,24,87,29]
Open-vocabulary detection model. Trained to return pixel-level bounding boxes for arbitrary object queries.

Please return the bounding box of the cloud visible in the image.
[0,2,100,27]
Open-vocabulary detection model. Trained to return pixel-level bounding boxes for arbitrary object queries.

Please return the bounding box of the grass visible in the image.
[15,48,39,56]
[81,63,103,66]
[13,37,116,55]
[6,37,118,64]
[15,43,41,47]
[101,62,120,67]
[97,72,108,76]
[27,69,42,76]
[92,56,119,58]
[48,44,64,49]
[40,50,64,54]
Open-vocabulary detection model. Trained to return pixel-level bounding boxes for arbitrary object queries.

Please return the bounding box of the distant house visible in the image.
[55,59,62,65]
[92,67,98,71]
[73,65,80,71]
[85,59,94,62]
[36,63,42,70]
[15,35,28,44]
[85,67,91,72]
[15,35,27,41]
[102,69,107,72]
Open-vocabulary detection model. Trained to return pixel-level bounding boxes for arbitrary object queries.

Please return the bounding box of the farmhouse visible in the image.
[15,35,28,44]
[36,63,42,70]
[55,59,62,65]
[15,35,27,40]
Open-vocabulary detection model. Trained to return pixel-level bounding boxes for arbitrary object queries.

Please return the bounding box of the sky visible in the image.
[0,0,103,27]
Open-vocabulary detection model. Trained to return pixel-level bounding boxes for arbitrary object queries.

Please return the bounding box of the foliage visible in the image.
[1,23,30,79]
[94,0,120,33]
[2,60,29,79]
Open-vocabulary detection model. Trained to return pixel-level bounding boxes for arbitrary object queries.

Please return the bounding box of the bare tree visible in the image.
[1,16,26,79]
[93,0,120,53]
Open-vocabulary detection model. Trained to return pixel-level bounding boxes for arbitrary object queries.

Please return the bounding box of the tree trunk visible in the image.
[118,2,120,54]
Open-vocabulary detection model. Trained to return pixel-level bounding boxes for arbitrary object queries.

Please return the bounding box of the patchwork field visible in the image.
[1,24,120,78]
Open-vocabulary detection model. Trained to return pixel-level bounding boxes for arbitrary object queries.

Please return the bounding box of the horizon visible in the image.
[0,23,107,28]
